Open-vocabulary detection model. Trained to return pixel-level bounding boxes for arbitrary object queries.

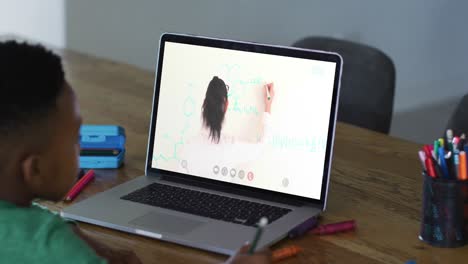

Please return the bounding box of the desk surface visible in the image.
[38,48,468,264]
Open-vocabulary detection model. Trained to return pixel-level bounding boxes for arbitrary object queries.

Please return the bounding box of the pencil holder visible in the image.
[419,173,468,247]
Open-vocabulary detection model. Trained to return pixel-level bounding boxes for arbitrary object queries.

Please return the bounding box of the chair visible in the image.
[293,37,396,134]
[446,94,468,136]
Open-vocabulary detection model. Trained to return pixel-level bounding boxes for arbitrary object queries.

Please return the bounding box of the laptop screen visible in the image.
[150,39,339,200]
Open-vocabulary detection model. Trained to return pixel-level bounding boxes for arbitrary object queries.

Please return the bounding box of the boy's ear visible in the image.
[21,155,43,195]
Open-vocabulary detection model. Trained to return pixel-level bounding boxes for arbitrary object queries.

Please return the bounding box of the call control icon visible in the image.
[213,165,220,174]
[230,168,237,177]
[221,167,228,176]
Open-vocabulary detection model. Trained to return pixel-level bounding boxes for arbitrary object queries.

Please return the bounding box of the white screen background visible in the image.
[152,42,336,199]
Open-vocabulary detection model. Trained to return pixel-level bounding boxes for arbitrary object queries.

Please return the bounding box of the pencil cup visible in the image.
[419,173,468,247]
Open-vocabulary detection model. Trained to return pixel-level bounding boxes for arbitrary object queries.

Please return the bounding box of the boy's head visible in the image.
[0,41,82,203]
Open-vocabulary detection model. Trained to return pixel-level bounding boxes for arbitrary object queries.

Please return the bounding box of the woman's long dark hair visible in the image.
[202,76,228,143]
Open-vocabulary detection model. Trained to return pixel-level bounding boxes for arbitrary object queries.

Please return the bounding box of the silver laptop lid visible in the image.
[145,33,342,210]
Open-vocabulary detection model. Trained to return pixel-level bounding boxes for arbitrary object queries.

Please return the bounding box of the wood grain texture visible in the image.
[34,47,468,263]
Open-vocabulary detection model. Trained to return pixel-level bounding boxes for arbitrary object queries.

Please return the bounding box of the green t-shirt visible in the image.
[0,200,107,264]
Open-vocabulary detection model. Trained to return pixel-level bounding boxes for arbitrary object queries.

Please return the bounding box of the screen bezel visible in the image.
[145,33,342,209]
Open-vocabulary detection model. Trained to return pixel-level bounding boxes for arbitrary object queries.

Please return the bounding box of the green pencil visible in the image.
[248,217,268,254]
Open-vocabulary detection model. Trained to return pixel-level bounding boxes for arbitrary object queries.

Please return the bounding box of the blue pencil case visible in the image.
[79,125,126,169]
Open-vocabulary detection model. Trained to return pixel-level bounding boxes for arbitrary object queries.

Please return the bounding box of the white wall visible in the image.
[1,1,466,142]
[0,0,65,47]
[65,0,468,114]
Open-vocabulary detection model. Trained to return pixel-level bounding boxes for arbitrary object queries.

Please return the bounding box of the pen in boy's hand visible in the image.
[248,217,268,254]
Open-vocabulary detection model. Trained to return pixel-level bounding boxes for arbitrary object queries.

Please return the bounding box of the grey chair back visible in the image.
[446,94,468,136]
[293,37,396,134]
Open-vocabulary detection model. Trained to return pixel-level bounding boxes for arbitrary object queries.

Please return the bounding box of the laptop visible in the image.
[61,33,342,255]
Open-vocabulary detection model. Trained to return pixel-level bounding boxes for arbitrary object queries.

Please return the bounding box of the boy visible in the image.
[0,41,271,264]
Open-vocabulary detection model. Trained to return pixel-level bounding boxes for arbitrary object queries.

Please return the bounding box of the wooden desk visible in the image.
[38,49,468,264]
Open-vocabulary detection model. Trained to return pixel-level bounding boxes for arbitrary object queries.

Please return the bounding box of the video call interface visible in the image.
[152,42,337,200]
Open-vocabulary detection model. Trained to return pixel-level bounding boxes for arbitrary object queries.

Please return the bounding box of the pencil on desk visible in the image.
[311,220,356,235]
[272,245,302,262]
[459,152,467,180]
[65,169,95,201]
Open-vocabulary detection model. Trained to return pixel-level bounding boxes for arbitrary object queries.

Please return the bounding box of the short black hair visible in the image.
[0,41,65,138]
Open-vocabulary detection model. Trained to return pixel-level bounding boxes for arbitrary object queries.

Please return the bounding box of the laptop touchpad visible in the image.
[129,211,205,235]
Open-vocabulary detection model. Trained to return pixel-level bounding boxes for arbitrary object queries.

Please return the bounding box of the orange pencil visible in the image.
[459,152,467,180]
[272,245,302,262]
[65,169,95,201]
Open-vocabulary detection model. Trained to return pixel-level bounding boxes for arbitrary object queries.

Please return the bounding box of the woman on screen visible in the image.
[202,76,274,144]
[179,76,275,177]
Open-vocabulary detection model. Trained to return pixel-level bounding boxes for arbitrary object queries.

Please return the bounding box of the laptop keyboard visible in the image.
[121,183,292,227]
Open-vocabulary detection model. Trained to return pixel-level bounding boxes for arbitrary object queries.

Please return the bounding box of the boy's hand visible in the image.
[225,243,272,264]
